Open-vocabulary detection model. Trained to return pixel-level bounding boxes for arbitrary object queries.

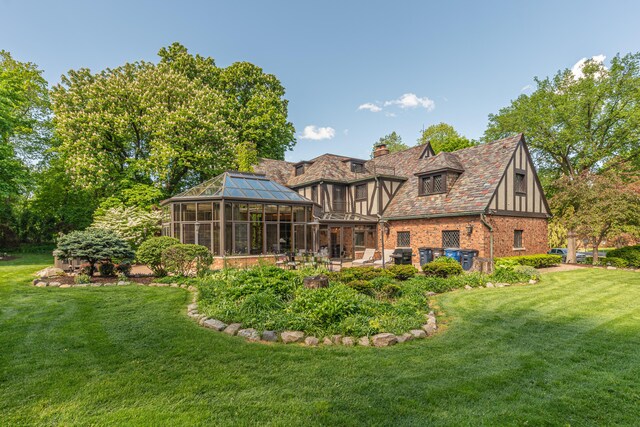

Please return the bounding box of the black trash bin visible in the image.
[460,249,479,271]
[391,247,413,265]
[418,247,433,267]
[432,247,445,260]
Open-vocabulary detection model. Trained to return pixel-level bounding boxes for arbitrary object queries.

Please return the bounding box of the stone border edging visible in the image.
[31,278,438,348]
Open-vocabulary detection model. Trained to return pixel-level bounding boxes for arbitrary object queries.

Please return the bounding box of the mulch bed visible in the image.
[41,275,157,285]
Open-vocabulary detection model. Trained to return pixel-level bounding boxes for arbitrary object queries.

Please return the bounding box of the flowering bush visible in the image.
[92,205,162,249]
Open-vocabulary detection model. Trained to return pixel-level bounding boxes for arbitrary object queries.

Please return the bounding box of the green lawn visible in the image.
[1,255,640,426]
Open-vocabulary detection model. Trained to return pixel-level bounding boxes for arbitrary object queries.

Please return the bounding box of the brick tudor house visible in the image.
[253,133,550,266]
[159,133,550,269]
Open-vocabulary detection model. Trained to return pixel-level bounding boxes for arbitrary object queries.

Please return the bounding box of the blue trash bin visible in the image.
[444,248,461,262]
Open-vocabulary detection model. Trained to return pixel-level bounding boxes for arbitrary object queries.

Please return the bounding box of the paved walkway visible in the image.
[539,264,589,274]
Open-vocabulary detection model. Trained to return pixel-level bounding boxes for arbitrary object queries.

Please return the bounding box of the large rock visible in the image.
[304,336,319,346]
[303,275,329,289]
[372,333,398,347]
[485,282,495,288]
[422,323,437,336]
[261,330,278,342]
[49,281,61,287]
[341,336,355,346]
[203,319,227,331]
[528,279,538,285]
[281,330,305,344]
[464,285,473,290]
[36,267,65,278]
[35,282,47,287]
[223,323,242,336]
[410,329,427,339]
[59,284,71,289]
[237,328,260,341]
[358,336,370,346]
[331,334,343,345]
[323,337,333,345]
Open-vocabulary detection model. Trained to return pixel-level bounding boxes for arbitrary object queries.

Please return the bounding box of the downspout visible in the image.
[480,213,494,267]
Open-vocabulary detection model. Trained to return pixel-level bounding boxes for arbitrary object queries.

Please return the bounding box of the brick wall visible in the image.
[386,216,489,266]
[485,215,549,257]
[385,214,549,266]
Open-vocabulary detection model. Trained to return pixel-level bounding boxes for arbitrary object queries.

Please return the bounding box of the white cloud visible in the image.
[357,102,382,112]
[299,125,336,140]
[384,93,435,110]
[571,54,606,79]
[520,84,532,93]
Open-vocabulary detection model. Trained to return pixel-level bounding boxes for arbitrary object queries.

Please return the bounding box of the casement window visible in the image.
[295,165,304,176]
[311,185,318,203]
[514,230,524,249]
[351,162,365,173]
[515,169,527,195]
[442,230,460,248]
[397,231,411,247]
[355,183,367,200]
[420,174,445,195]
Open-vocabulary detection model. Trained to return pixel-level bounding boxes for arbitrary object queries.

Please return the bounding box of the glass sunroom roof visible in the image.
[168,171,312,203]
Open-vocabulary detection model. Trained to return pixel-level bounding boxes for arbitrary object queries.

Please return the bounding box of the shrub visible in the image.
[347,279,375,296]
[423,257,463,278]
[115,262,132,277]
[495,254,561,268]
[387,264,418,280]
[98,262,115,277]
[338,266,391,282]
[602,256,628,268]
[136,236,180,276]
[92,205,162,249]
[606,245,640,267]
[370,275,396,289]
[491,264,539,283]
[74,274,91,284]
[54,228,134,276]
[161,244,213,277]
[381,283,402,298]
[513,265,541,280]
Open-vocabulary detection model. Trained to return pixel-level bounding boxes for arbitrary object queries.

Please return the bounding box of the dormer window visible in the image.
[419,173,446,195]
[295,165,305,176]
[351,162,365,173]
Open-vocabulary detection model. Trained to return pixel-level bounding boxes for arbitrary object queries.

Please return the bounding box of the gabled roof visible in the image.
[372,134,523,218]
[254,134,527,218]
[255,153,378,187]
[414,151,464,175]
[161,171,313,205]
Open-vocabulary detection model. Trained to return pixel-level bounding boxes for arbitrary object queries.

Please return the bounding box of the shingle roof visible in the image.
[414,151,464,175]
[255,134,524,218]
[371,134,523,218]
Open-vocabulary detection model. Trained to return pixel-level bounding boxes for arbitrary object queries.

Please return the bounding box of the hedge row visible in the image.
[606,245,640,268]
[495,254,562,269]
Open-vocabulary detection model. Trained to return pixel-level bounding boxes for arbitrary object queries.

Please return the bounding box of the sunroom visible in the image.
[160,172,317,259]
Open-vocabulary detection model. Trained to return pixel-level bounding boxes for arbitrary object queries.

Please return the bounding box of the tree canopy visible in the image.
[51,43,295,196]
[417,123,474,154]
[372,131,408,155]
[485,53,640,180]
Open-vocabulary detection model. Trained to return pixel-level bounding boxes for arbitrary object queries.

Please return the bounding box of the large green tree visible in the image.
[51,43,295,197]
[552,167,640,263]
[417,123,475,154]
[485,53,640,261]
[0,51,51,247]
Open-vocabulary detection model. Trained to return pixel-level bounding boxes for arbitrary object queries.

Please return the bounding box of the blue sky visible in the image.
[1,0,639,162]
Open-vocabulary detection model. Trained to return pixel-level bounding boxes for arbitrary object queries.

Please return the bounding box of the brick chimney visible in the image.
[373,143,390,158]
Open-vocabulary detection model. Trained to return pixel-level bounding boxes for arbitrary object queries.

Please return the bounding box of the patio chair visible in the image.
[275,254,288,269]
[373,249,394,267]
[352,248,376,266]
